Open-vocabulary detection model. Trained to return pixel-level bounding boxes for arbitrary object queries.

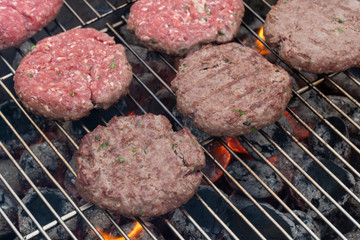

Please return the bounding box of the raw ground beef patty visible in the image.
[171,43,292,137]
[75,114,205,218]
[127,0,244,55]
[0,0,63,50]
[14,28,133,121]
[263,0,360,74]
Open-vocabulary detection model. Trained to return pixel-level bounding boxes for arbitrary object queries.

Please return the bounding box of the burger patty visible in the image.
[171,43,292,137]
[0,0,63,50]
[263,0,360,74]
[75,113,205,218]
[127,0,244,55]
[14,28,133,121]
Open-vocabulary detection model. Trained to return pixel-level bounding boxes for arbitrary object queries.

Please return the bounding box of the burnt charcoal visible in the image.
[80,207,121,240]
[284,210,321,239]
[226,160,284,199]
[0,158,22,196]
[346,179,360,219]
[291,156,355,217]
[19,141,73,190]
[63,155,80,201]
[309,116,351,166]
[172,107,210,142]
[141,89,176,118]
[0,187,17,238]
[0,100,45,160]
[239,116,292,160]
[170,185,233,240]
[226,194,315,240]
[335,231,360,240]
[18,188,78,240]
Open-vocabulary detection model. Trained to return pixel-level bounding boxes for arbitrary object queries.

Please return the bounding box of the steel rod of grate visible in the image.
[258,128,360,228]
[0,143,65,240]
[195,193,240,240]
[0,200,24,240]
[344,70,360,87]
[325,75,360,108]
[286,107,360,178]
[63,0,86,25]
[134,217,159,240]
[163,219,186,240]
[238,136,348,240]
[0,112,105,240]
[179,207,212,240]
[295,73,337,95]
[218,139,320,240]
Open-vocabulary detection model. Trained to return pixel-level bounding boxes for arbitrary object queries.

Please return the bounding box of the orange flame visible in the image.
[255,26,270,56]
[226,137,248,154]
[97,222,143,240]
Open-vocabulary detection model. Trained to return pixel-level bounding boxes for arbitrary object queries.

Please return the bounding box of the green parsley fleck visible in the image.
[99,142,108,149]
[275,17,279,21]
[172,144,175,151]
[185,5,190,9]
[278,46,282,50]
[167,24,171,27]
[208,12,212,16]
[191,168,196,173]
[139,206,144,217]
[179,140,182,143]
[251,127,257,132]
[284,89,288,93]
[151,40,157,44]
[275,69,280,72]
[57,73,62,77]
[284,1,288,3]
[203,17,207,22]
[117,157,125,163]
[83,74,87,78]
[232,12,238,15]
[237,47,243,51]
[224,58,230,63]
[179,49,186,53]
[243,121,252,126]
[71,92,75,97]
[95,135,100,141]
[338,29,343,33]
[232,110,245,116]
[258,89,262,93]
[205,6,209,11]
[132,148,137,152]
[137,122,143,126]
[143,148,147,154]
[179,63,187,71]
[110,62,116,69]
[27,73,33,78]
[30,45,36,51]
[88,64,93,70]
[338,18,344,24]
[97,76,102,79]
[218,31,225,35]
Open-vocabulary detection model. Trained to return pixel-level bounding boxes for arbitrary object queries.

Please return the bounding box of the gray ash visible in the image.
[0,186,17,239]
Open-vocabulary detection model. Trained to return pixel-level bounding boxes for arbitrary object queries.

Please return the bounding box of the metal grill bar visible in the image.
[0,0,359,239]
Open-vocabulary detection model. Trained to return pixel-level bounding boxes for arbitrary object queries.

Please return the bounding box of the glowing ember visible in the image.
[267,155,279,164]
[226,137,248,154]
[283,111,310,141]
[127,110,136,116]
[255,26,271,56]
[205,141,231,182]
[96,222,143,240]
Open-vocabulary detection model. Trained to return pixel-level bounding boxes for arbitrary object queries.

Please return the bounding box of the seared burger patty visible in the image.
[171,43,292,137]
[14,28,133,121]
[127,0,244,55]
[75,114,205,218]
[0,0,63,50]
[263,0,360,74]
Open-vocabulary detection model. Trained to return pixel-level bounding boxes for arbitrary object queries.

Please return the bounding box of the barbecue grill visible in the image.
[0,0,359,239]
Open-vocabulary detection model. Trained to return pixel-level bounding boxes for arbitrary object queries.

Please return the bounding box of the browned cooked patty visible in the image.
[14,28,133,121]
[171,43,292,137]
[263,0,360,74]
[75,113,205,218]
[127,0,244,55]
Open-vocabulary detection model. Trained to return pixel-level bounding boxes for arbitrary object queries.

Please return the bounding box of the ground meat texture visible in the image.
[75,113,205,218]
[127,0,244,55]
[263,0,360,74]
[171,43,292,137]
[14,28,133,121]
[0,0,63,50]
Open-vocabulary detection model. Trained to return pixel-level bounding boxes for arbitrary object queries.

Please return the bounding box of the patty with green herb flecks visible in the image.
[75,113,205,218]
[171,43,292,137]
[14,28,133,121]
[263,0,360,74]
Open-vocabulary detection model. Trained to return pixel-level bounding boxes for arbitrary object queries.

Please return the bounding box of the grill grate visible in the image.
[0,0,359,239]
